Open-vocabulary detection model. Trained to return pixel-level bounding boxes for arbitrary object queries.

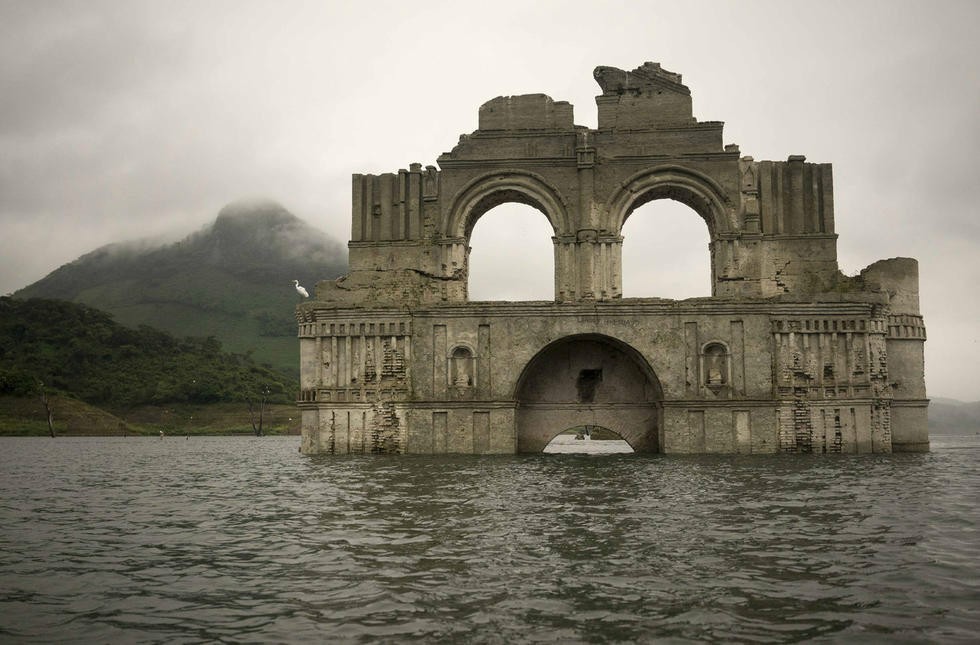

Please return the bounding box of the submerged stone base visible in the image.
[297,299,928,455]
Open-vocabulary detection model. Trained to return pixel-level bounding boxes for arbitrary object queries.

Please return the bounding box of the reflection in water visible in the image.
[0,435,978,642]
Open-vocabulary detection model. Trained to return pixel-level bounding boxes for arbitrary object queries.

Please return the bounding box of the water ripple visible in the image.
[1,435,978,643]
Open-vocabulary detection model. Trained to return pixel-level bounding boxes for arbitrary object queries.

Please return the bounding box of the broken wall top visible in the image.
[594,62,696,129]
[478,94,575,131]
[473,63,699,133]
[443,62,721,164]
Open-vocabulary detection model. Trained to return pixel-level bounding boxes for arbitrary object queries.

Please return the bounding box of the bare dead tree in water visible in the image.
[37,380,55,437]
[245,385,270,436]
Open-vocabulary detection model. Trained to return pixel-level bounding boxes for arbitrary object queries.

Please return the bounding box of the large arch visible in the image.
[443,169,572,240]
[620,199,713,298]
[467,203,555,300]
[514,334,663,453]
[607,165,735,238]
[607,166,735,298]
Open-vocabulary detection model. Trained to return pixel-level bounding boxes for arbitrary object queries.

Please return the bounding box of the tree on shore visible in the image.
[37,380,55,437]
[244,384,271,436]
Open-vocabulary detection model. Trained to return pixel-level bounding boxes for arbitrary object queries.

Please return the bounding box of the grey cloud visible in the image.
[0,3,190,137]
[1,0,978,399]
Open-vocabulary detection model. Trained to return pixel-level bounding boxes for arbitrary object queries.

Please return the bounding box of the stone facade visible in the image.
[297,62,928,455]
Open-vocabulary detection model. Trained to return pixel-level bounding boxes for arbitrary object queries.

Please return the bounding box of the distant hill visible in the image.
[0,296,294,408]
[0,393,303,436]
[15,199,347,375]
[928,397,980,434]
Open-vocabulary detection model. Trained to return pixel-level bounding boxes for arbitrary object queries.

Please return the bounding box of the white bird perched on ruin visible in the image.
[293,280,309,298]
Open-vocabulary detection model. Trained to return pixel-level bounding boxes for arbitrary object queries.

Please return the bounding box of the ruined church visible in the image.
[296,63,928,455]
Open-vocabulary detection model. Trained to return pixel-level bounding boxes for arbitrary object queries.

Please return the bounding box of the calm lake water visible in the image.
[1,435,978,643]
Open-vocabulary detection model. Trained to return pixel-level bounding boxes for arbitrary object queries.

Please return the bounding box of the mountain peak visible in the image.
[14,199,348,375]
[214,198,295,229]
[205,199,344,268]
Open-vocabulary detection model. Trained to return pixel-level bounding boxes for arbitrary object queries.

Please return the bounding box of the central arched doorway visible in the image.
[515,334,663,453]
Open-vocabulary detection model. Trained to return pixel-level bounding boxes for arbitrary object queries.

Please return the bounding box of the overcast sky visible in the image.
[1,0,978,400]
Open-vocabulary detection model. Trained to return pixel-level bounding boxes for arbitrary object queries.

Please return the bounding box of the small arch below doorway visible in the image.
[543,426,635,454]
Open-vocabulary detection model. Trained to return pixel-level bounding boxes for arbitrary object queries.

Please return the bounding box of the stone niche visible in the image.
[297,62,928,455]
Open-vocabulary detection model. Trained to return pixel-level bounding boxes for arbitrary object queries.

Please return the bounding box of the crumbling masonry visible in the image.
[297,63,928,454]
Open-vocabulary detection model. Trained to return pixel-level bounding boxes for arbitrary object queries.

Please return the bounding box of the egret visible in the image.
[293,280,309,298]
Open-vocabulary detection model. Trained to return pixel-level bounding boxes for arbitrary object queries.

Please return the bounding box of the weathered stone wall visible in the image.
[298,63,928,455]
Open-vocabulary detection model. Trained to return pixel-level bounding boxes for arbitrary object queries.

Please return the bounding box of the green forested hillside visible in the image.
[0,297,295,407]
[14,199,347,375]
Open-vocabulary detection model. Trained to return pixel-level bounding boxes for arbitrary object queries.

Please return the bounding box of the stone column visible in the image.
[554,235,577,301]
[577,229,597,300]
[576,131,598,301]
[599,233,623,299]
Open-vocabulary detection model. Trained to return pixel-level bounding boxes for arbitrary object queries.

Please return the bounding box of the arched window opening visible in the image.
[701,342,730,390]
[467,203,554,301]
[621,199,711,298]
[450,346,474,388]
[543,426,635,454]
